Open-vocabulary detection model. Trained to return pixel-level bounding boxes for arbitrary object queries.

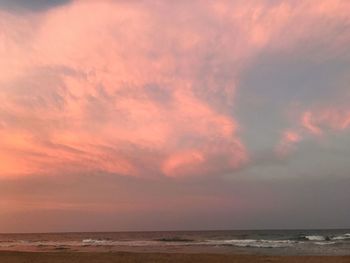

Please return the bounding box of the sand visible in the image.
[0,251,350,263]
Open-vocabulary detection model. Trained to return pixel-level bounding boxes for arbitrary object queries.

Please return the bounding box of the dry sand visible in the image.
[0,251,350,263]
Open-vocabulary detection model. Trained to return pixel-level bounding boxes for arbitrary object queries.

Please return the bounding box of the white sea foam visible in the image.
[304,235,325,241]
[314,242,336,245]
[0,240,81,248]
[205,239,295,248]
[332,234,350,240]
[82,239,165,247]
[82,239,109,245]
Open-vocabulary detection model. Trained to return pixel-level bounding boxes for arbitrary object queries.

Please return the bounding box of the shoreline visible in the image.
[1,251,350,263]
[1,243,350,256]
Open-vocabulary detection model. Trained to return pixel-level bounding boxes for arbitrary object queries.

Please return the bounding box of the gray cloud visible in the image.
[0,0,71,12]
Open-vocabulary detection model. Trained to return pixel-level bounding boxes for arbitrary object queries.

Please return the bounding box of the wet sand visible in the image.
[0,251,350,263]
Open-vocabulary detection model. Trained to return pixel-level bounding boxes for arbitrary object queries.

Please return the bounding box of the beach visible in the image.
[0,251,349,263]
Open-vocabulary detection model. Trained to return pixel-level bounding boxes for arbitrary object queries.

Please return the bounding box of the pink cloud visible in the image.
[302,109,350,134]
[1,0,350,177]
[277,106,350,156]
[276,130,302,156]
[0,0,250,178]
[302,111,323,136]
[162,149,205,178]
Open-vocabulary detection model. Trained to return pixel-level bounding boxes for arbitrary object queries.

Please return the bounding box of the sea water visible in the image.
[0,229,349,255]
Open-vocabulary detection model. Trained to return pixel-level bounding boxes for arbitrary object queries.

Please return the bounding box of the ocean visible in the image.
[1,229,350,255]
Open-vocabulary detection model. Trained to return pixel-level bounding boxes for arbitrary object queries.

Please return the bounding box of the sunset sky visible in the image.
[1,0,350,233]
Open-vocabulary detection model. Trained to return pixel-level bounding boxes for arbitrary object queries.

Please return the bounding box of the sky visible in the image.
[0,0,350,233]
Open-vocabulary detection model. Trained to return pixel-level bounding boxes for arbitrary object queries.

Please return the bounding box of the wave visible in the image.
[204,239,296,248]
[332,233,350,241]
[1,235,348,250]
[300,233,350,242]
[314,242,336,246]
[82,239,109,245]
[155,237,194,242]
[82,239,164,247]
[304,235,327,241]
[80,238,301,248]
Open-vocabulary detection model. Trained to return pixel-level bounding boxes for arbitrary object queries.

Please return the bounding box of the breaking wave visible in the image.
[204,239,296,248]
[304,235,327,241]
[332,234,350,241]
